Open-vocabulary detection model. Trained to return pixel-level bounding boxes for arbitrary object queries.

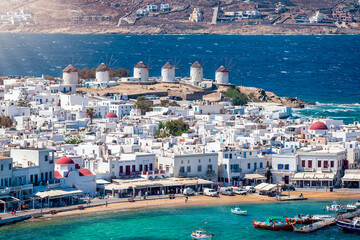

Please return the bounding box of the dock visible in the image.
[294,209,360,233]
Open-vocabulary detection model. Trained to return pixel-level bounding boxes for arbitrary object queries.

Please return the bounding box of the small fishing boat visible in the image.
[286,214,314,224]
[191,222,214,240]
[253,217,295,231]
[326,203,347,213]
[355,201,360,208]
[336,217,360,234]
[231,208,247,216]
[343,204,357,212]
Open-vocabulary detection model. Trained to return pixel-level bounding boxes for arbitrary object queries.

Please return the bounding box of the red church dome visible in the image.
[310,121,328,130]
[105,112,118,118]
[56,156,75,165]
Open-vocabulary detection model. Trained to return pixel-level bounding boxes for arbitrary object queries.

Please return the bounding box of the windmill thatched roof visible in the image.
[216,66,229,72]
[63,64,77,73]
[96,63,110,72]
[134,61,148,68]
[191,61,202,69]
[162,62,174,69]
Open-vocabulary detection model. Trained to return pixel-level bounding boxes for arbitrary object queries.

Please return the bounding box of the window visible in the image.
[301,160,305,167]
[139,165,143,171]
[45,155,48,161]
[180,167,185,173]
[249,152,252,156]
[198,159,201,163]
[225,154,228,158]
[330,161,334,168]
[248,163,251,169]
[260,162,263,168]
[278,164,284,169]
[119,166,123,173]
[318,161,321,168]
[285,164,289,170]
[308,161,312,168]
[224,164,227,170]
[30,175,33,183]
[41,173,44,181]
[49,171,52,179]
[209,159,211,162]
[149,164,153,171]
[0,165,2,171]
[187,166,191,173]
[8,164,11,170]
[324,161,328,169]
[198,165,202,172]
[229,154,232,159]
[132,165,136,172]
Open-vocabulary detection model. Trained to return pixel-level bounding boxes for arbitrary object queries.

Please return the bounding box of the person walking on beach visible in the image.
[105,201,108,207]
[185,195,189,203]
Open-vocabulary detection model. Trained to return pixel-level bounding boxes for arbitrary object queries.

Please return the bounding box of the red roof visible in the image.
[54,171,63,179]
[56,157,75,165]
[105,112,118,118]
[310,121,328,130]
[78,169,93,176]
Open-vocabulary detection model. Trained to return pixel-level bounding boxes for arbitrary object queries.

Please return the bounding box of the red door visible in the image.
[126,166,131,176]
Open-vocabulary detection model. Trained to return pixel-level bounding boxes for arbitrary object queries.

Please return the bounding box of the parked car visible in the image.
[245,186,256,193]
[233,187,247,195]
[282,184,295,191]
[219,187,235,196]
[204,188,218,197]
[183,187,195,196]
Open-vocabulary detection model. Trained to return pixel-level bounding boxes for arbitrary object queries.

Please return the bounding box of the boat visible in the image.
[191,230,214,240]
[343,204,357,212]
[231,208,247,216]
[326,203,347,213]
[253,217,295,231]
[311,214,332,221]
[336,217,360,234]
[286,214,314,224]
[191,222,214,240]
[355,201,360,208]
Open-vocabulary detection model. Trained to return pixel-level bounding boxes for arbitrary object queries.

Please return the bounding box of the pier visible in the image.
[294,209,360,233]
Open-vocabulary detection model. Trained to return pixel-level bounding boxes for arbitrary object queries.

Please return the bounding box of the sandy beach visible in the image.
[39,190,360,220]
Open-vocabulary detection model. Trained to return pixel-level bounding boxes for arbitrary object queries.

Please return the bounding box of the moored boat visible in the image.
[253,217,295,231]
[231,208,247,216]
[191,222,214,240]
[336,217,360,234]
[343,204,357,212]
[311,214,332,221]
[355,201,360,208]
[326,203,347,213]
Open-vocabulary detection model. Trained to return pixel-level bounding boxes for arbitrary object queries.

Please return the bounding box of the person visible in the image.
[11,209,14,216]
[299,193,303,198]
[185,195,189,203]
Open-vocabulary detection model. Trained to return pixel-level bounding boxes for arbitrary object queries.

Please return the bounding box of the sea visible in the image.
[0,34,359,123]
[0,200,357,240]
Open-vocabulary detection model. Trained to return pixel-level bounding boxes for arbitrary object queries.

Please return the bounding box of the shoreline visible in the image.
[36,190,360,221]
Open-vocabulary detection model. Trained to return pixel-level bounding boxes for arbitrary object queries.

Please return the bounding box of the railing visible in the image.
[119,171,140,177]
[178,172,187,177]
[231,168,242,173]
[206,170,215,175]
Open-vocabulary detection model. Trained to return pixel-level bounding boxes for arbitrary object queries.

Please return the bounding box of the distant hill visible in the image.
[0,0,359,34]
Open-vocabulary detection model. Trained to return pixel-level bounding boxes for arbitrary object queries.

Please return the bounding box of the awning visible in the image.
[35,188,83,199]
[244,174,266,180]
[104,184,129,191]
[255,183,277,192]
[96,179,111,185]
[342,170,360,181]
[292,172,335,180]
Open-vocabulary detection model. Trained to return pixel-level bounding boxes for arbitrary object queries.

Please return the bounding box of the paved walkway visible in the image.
[0,194,185,221]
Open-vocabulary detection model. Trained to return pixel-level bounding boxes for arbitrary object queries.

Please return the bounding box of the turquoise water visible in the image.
[0,200,358,240]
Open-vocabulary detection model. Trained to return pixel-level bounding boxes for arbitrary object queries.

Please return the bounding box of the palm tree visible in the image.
[85,107,95,125]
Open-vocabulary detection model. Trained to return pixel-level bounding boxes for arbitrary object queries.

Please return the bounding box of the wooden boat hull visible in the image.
[287,217,314,225]
[253,220,294,231]
[336,220,360,234]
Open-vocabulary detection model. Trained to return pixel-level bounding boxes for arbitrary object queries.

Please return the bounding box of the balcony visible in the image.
[141,170,166,179]
[231,168,242,173]
[206,170,216,176]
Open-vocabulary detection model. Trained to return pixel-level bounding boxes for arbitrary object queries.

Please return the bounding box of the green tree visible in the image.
[224,86,249,106]
[165,119,189,136]
[0,116,13,128]
[85,107,95,125]
[134,97,153,115]
[160,99,169,107]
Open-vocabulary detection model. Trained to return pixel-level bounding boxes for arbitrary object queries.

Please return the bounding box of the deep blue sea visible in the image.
[0,200,357,240]
[0,34,359,122]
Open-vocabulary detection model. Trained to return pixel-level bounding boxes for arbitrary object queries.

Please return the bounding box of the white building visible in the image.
[134,61,149,82]
[190,61,203,85]
[161,62,175,82]
[215,66,229,85]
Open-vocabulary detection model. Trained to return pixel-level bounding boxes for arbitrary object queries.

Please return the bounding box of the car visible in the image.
[219,187,235,196]
[281,184,295,191]
[233,187,247,195]
[204,188,218,197]
[183,187,195,196]
[245,186,256,193]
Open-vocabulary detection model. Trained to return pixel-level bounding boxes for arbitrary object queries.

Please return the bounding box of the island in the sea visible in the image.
[1,0,360,35]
